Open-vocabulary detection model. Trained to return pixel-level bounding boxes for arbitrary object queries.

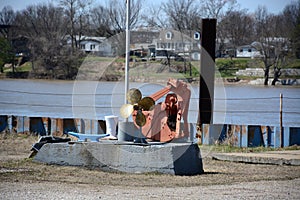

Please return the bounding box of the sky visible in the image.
[0,0,295,14]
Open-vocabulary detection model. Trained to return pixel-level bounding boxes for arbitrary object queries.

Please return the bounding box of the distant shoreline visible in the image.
[1,76,300,88]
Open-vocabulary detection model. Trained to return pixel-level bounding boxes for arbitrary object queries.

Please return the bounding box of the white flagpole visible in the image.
[125,0,130,107]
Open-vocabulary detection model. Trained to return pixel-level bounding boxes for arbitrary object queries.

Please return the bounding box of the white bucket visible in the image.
[105,115,118,136]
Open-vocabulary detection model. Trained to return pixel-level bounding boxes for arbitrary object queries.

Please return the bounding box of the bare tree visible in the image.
[14,4,80,78]
[269,14,291,85]
[59,0,93,53]
[201,0,237,20]
[253,6,292,85]
[0,6,15,38]
[218,10,254,55]
[140,4,168,28]
[103,0,144,56]
[14,6,40,71]
[283,0,300,58]
[104,0,144,34]
[161,0,202,74]
[201,0,238,59]
[90,5,111,37]
[253,6,277,85]
[162,0,201,31]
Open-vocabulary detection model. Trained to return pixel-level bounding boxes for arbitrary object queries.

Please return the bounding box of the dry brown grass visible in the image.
[1,133,300,188]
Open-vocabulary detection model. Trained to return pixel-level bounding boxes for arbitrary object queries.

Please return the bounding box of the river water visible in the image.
[0,79,299,127]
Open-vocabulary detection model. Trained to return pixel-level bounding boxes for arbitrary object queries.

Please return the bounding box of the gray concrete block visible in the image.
[33,141,203,175]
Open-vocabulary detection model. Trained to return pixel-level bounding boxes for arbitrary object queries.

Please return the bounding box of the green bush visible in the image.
[0,37,15,73]
[216,58,247,77]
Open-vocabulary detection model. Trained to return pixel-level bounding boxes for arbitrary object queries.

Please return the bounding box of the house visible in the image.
[236,45,262,58]
[79,36,112,56]
[107,28,201,60]
[66,35,113,56]
[130,29,160,50]
[130,29,160,59]
[152,29,201,61]
[67,29,202,60]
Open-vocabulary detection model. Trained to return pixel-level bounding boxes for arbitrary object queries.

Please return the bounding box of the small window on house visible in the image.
[194,53,199,60]
[90,44,96,50]
[248,49,252,52]
[166,31,172,39]
[194,32,200,40]
[80,44,85,49]
[239,49,243,52]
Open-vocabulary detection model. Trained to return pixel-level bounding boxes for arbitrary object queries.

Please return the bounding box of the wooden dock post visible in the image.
[241,125,248,147]
[7,115,12,132]
[50,118,64,136]
[232,125,242,147]
[280,93,283,147]
[16,116,30,133]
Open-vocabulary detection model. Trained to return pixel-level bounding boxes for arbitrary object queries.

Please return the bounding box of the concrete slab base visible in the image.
[33,141,203,175]
[212,151,300,166]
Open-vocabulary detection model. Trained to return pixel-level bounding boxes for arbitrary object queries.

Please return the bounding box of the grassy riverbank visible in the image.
[1,56,300,82]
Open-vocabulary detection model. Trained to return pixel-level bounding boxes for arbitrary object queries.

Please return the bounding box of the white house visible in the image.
[79,36,112,56]
[236,45,262,58]
[66,35,113,56]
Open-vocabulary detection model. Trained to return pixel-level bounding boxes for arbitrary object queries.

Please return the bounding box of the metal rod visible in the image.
[125,0,130,103]
[125,0,131,121]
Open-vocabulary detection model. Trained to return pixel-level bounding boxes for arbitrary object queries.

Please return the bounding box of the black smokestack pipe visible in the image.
[198,18,217,125]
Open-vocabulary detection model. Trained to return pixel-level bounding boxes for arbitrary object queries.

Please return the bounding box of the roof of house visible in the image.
[79,36,106,43]
[130,31,160,44]
[154,29,199,43]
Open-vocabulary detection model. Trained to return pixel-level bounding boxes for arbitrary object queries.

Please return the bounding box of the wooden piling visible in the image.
[16,116,30,133]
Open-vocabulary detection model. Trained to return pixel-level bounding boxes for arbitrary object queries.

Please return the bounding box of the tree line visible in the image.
[0,0,299,84]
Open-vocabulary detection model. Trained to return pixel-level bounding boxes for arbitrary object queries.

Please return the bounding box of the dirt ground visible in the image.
[1,133,300,199]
